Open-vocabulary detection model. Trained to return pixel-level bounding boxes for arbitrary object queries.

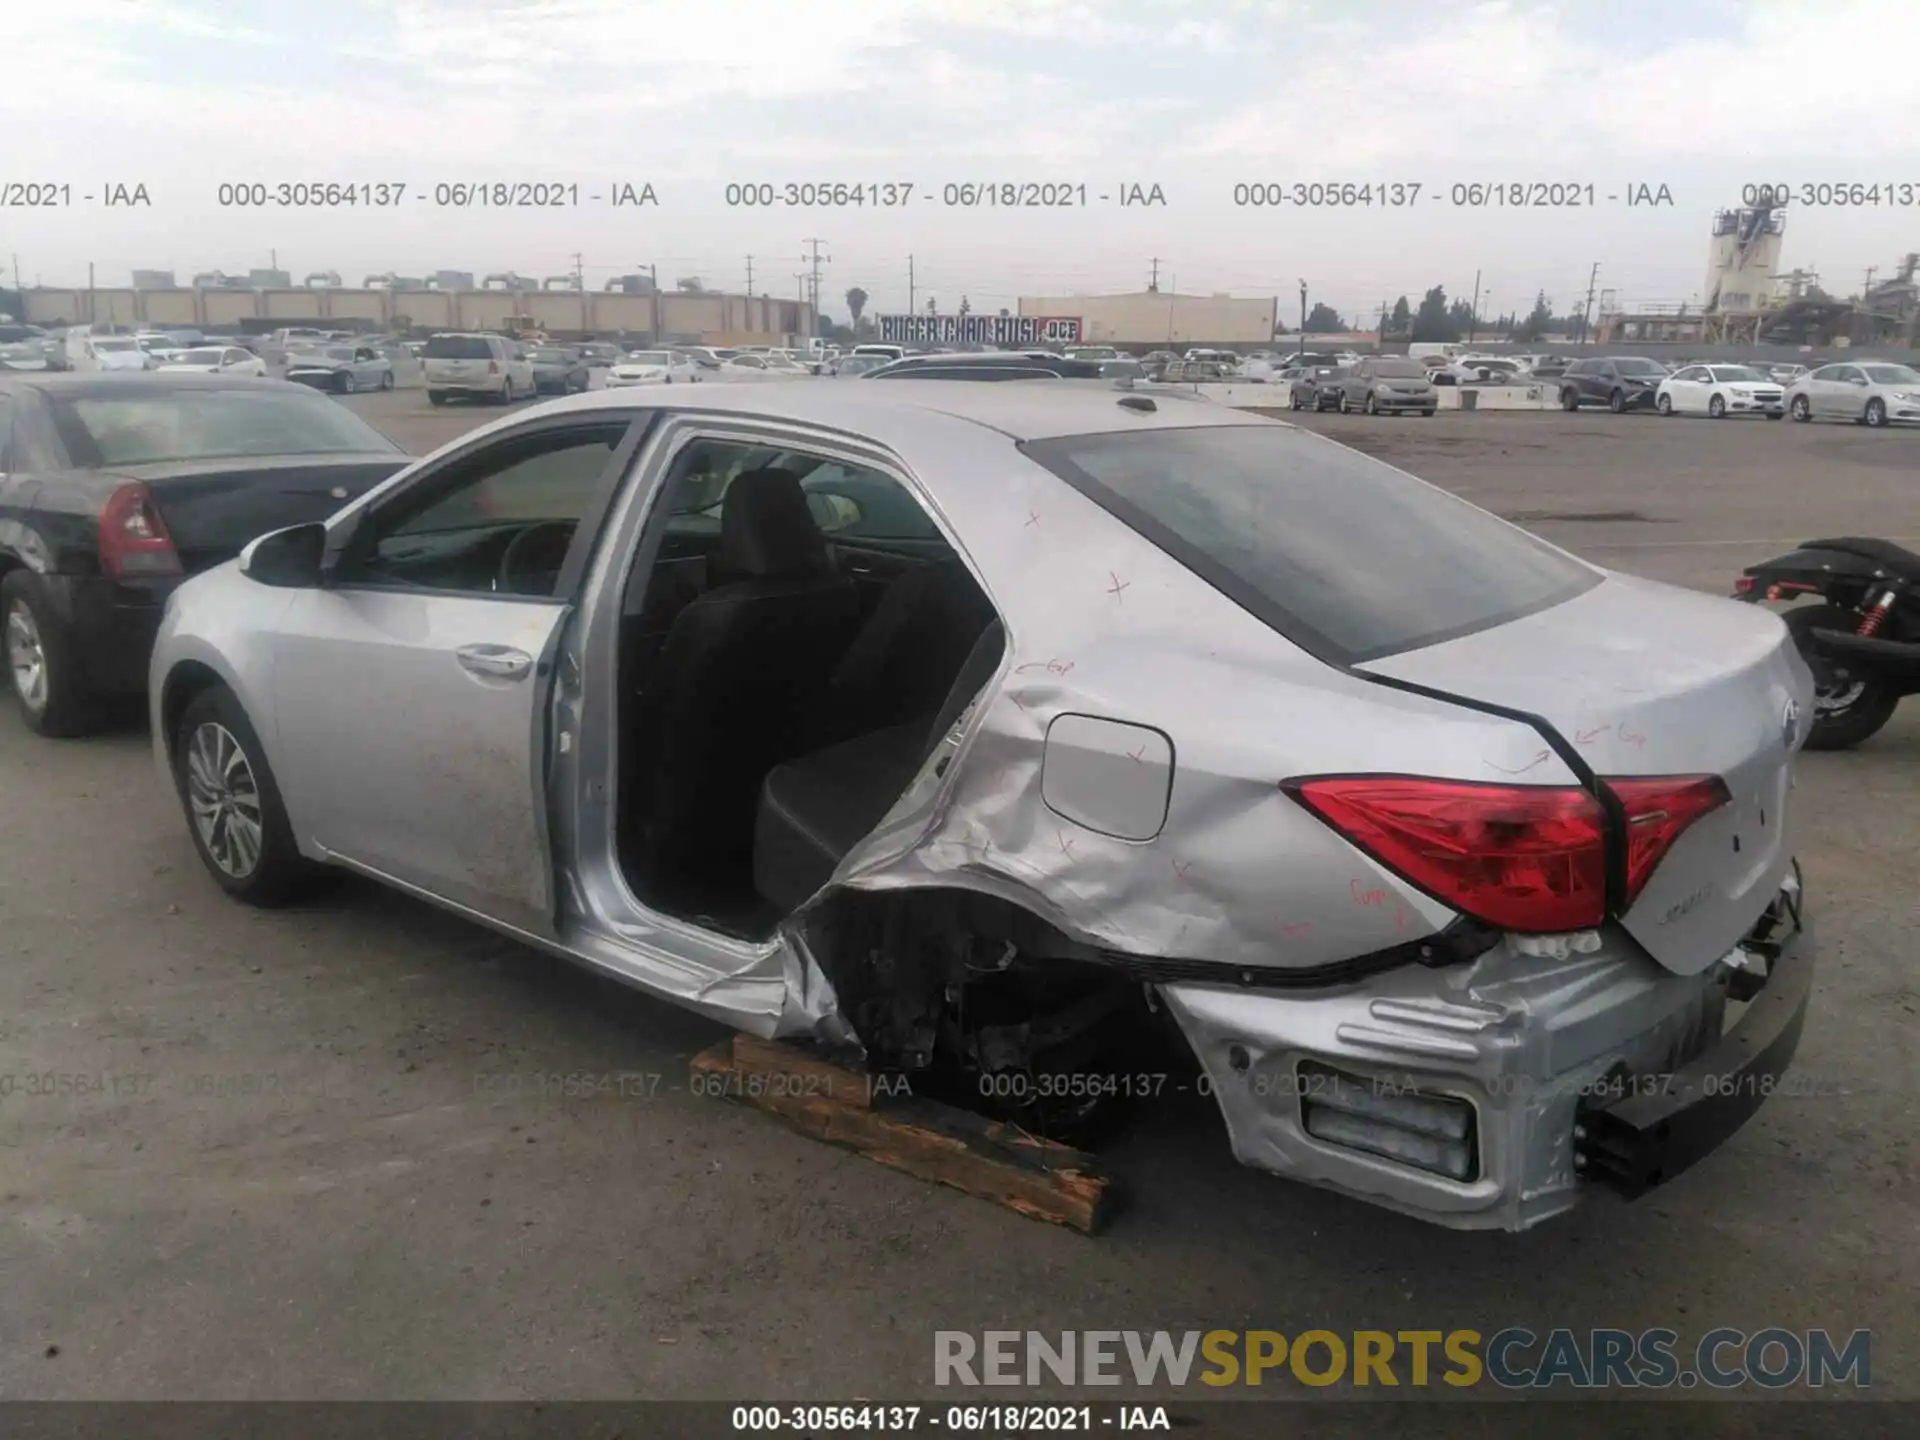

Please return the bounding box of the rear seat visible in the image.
[753,621,1005,913]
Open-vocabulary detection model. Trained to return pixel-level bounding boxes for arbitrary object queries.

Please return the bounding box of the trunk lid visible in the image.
[1360,573,1812,974]
[115,455,411,572]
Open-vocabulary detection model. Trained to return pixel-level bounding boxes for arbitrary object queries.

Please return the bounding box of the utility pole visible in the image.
[649,262,659,342]
[1580,262,1600,345]
[793,272,807,340]
[88,260,96,325]
[1148,257,1161,293]
[802,238,830,328]
[1863,266,1877,301]
[571,251,584,289]
[1468,269,1481,345]
[1299,279,1308,352]
[907,254,915,317]
[745,254,754,295]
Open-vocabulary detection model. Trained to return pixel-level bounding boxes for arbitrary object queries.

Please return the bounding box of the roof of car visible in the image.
[460,376,1272,443]
[0,372,307,395]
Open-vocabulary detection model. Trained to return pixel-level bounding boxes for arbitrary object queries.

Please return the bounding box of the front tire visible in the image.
[1288,388,1302,410]
[1608,388,1627,413]
[1338,392,1351,413]
[1783,603,1900,751]
[1865,398,1888,428]
[1561,388,1580,411]
[1708,394,1726,419]
[1364,392,1379,415]
[1791,395,1811,422]
[499,377,515,405]
[337,371,355,394]
[380,369,395,391]
[2,571,97,737]
[1657,393,1674,415]
[173,685,319,905]
[427,390,448,406]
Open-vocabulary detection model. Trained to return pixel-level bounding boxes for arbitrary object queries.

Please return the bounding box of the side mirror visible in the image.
[239,522,328,589]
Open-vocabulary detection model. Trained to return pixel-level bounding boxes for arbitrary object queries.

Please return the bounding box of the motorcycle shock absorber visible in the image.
[1856,588,1900,637]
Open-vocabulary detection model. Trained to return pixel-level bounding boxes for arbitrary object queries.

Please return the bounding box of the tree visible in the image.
[1388,296,1413,336]
[844,286,868,326]
[1411,286,1459,343]
[958,295,971,316]
[1304,301,1344,332]
[1447,299,1474,335]
[1513,290,1555,342]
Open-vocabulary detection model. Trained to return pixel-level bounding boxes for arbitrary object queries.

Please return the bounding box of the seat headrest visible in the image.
[717,467,832,579]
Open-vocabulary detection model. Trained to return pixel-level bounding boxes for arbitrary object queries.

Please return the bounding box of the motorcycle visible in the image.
[1734,537,1920,750]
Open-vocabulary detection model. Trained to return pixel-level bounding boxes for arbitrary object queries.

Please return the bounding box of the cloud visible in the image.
[7,0,1917,304]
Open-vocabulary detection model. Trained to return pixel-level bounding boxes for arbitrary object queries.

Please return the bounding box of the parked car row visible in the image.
[1282,357,1438,415]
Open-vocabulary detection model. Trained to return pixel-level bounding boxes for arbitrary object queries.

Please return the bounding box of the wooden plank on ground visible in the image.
[690,1037,1119,1234]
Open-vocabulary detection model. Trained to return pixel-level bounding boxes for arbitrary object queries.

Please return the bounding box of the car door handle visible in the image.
[456,644,534,680]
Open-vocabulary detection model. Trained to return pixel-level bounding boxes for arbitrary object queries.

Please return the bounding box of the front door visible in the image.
[272,416,642,935]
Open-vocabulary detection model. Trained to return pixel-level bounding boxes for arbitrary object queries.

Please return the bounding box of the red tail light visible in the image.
[487,359,500,374]
[1286,777,1607,933]
[99,482,183,579]
[1732,575,1755,594]
[1604,775,1730,906]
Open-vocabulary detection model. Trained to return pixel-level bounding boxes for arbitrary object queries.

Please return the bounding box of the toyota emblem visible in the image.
[1781,697,1800,750]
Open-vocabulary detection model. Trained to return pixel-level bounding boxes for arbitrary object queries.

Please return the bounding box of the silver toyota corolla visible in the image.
[149,381,1815,1231]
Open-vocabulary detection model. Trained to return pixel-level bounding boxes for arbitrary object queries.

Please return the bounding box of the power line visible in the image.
[802,237,830,321]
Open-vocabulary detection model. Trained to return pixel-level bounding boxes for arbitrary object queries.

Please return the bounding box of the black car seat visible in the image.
[623,468,862,894]
[752,619,1006,913]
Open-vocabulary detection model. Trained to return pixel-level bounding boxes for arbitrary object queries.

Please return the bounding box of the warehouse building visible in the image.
[1017,290,1276,346]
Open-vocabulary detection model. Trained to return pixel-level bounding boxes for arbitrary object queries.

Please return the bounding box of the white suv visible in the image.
[422,332,535,406]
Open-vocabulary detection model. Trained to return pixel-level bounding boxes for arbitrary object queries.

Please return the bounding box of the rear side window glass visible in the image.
[425,335,493,360]
[1023,425,1599,665]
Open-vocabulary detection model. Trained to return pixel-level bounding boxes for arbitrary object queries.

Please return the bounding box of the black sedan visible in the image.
[1287,365,1346,411]
[0,373,411,736]
[527,345,592,394]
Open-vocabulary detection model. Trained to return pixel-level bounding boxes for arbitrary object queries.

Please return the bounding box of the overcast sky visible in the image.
[9,0,1920,325]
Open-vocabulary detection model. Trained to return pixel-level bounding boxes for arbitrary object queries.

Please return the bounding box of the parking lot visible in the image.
[3,394,1917,1401]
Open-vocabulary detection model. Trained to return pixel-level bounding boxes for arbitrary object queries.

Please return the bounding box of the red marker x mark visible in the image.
[1107,571,1130,602]
[1056,831,1076,858]
[1127,744,1148,764]
[1172,860,1193,883]
[1025,510,1041,527]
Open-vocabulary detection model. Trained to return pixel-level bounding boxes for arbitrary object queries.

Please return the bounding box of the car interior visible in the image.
[615,440,1002,938]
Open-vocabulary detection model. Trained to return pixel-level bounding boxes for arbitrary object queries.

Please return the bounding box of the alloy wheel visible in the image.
[185,721,266,878]
[6,599,47,712]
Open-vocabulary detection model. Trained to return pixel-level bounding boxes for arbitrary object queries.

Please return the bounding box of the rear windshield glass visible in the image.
[1613,358,1666,377]
[1373,360,1425,378]
[1709,366,1767,382]
[53,389,402,466]
[1022,425,1599,664]
[424,335,493,360]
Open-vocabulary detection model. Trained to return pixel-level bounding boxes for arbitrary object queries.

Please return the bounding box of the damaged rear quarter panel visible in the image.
[817,423,1577,973]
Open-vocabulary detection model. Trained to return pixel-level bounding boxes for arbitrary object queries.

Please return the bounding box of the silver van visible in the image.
[422,332,535,406]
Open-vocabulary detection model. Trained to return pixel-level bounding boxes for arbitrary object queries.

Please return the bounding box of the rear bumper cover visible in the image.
[41,573,175,696]
[1160,871,1812,1231]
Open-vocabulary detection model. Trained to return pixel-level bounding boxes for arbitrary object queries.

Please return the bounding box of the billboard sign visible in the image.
[876,313,1082,346]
